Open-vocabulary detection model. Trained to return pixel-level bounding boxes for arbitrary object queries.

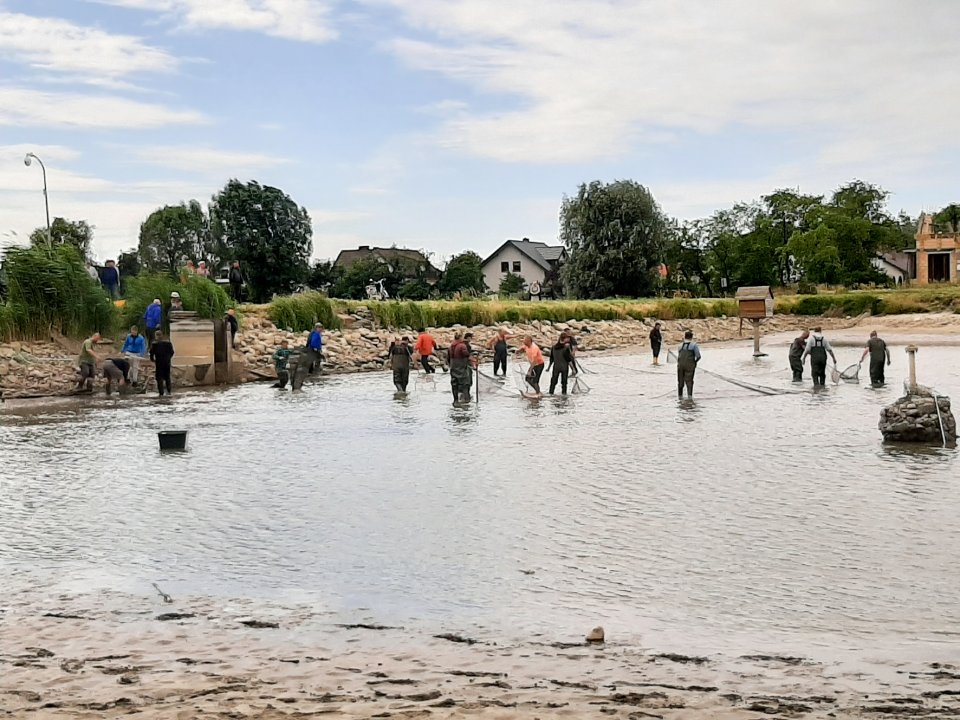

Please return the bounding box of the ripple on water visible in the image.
[1,344,959,660]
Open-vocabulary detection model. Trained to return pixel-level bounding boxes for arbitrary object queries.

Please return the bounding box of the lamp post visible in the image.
[23,152,51,246]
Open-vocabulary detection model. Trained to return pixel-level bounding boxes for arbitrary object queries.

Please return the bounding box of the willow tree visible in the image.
[560,180,668,298]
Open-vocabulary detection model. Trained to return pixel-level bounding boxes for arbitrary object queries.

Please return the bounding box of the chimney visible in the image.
[358,245,370,251]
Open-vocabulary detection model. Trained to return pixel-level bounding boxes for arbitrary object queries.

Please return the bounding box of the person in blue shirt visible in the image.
[101,259,120,299]
[143,298,162,349]
[307,323,323,374]
[120,325,146,384]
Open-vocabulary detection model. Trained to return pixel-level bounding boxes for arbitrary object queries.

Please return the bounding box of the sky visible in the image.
[1,0,959,265]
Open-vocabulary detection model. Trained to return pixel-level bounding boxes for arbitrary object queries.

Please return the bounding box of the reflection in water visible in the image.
[1,343,959,660]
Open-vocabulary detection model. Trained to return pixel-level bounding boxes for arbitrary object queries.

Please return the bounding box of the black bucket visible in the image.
[158,430,188,451]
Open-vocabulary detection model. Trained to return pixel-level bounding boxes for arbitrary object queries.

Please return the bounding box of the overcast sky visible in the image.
[1,0,958,263]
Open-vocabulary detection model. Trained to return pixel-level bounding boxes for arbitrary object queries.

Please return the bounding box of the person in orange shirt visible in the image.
[516,336,545,396]
[415,327,438,373]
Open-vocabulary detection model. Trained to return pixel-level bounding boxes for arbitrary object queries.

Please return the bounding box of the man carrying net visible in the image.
[860,330,891,386]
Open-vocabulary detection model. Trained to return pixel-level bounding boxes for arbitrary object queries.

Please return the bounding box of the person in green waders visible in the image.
[789,330,809,382]
[802,326,838,387]
[272,339,292,389]
[676,329,701,398]
[860,330,891,386]
[448,333,475,404]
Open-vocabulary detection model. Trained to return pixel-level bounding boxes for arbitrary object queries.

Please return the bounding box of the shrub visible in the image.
[796,280,818,295]
[121,274,233,332]
[268,291,341,331]
[0,243,115,340]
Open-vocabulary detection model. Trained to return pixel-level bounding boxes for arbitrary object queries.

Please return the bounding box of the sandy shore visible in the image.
[1,590,959,719]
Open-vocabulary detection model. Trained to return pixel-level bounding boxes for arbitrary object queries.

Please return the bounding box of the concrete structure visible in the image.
[168,311,234,386]
[913,213,960,284]
[481,239,566,295]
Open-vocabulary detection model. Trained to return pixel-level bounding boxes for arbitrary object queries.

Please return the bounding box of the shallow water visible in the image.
[2,340,958,662]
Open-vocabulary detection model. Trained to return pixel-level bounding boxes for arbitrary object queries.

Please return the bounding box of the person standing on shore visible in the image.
[802,326,838,387]
[150,331,175,396]
[547,332,574,395]
[272,339,292,389]
[77,332,101,392]
[861,330,891,386]
[448,333,474,403]
[389,336,413,392]
[225,308,239,349]
[196,260,209,278]
[120,325,146,384]
[789,330,809,382]
[169,291,183,312]
[229,261,244,301]
[101,260,120,299]
[516,336,545,396]
[676,329,701,398]
[487,328,514,376]
[144,298,162,349]
[415,328,438,373]
[649,322,663,365]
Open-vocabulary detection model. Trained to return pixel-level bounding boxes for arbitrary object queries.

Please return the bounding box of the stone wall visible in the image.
[879,391,957,444]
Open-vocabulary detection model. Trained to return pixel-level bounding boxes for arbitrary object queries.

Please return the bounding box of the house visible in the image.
[480,238,567,294]
[872,254,910,285]
[334,245,439,283]
[906,213,960,284]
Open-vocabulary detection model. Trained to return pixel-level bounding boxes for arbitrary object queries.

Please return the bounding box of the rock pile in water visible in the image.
[879,390,957,444]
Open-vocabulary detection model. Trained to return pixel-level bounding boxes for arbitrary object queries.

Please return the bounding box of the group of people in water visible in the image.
[789,327,892,387]
[75,324,175,397]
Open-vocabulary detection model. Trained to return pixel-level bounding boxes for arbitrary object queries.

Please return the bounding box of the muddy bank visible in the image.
[1,591,958,719]
[3,311,958,399]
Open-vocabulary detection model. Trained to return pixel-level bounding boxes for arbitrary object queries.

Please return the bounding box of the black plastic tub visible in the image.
[158,430,188,451]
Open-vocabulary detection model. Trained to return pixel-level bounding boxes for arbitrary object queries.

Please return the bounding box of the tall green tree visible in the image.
[560,180,668,298]
[306,259,342,292]
[934,203,960,233]
[209,180,312,303]
[138,201,212,276]
[30,217,94,260]
[438,251,486,295]
[331,258,405,299]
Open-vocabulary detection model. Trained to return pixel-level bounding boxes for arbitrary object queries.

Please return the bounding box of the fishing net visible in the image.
[476,368,512,396]
[838,362,861,383]
[666,349,802,397]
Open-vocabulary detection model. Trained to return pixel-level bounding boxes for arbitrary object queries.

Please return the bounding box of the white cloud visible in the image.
[373,0,960,169]
[0,87,206,128]
[95,0,337,42]
[0,10,177,82]
[133,145,292,174]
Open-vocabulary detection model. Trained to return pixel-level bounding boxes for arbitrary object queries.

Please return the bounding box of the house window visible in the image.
[500,261,509,272]
[512,261,521,272]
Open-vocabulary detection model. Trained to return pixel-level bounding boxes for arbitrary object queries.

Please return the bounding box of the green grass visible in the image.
[268,291,342,331]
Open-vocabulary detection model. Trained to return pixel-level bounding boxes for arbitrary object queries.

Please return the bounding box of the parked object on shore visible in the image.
[158,430,188,451]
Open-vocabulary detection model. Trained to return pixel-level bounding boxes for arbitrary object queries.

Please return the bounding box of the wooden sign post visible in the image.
[735,286,774,358]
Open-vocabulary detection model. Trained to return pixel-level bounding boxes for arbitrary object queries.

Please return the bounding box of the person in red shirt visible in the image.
[415,328,438,373]
[516,336,545,396]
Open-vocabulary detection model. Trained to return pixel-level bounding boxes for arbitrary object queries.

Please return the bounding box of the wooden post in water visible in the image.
[751,319,767,357]
[905,345,919,393]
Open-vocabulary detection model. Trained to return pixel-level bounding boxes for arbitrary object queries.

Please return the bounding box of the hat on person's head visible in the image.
[170,291,180,298]
[315,322,323,328]
[153,298,161,304]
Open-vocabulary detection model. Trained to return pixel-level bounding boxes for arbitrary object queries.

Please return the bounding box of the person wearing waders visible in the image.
[789,330,809,382]
[517,336,546,396]
[676,330,701,398]
[273,340,292,389]
[547,332,574,395]
[487,328,514,376]
[649,322,663,365]
[448,333,474,403]
[389,336,413,392]
[150,331,175,396]
[860,330,891,386]
[802,326,837,387]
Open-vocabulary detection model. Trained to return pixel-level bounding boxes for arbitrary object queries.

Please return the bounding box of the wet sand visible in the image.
[2,591,959,718]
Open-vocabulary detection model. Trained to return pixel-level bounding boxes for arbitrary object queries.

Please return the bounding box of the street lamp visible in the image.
[23,152,51,246]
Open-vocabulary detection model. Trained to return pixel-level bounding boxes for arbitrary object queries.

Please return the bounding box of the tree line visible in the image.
[11,176,960,304]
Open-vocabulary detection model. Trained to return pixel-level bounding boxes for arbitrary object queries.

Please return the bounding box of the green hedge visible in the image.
[269,291,342,331]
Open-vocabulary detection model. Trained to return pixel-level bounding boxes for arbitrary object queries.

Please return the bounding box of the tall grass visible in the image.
[0,244,115,341]
[120,274,233,332]
[268,291,341,331]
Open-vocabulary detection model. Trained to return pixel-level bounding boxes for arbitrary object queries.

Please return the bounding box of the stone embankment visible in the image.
[1,311,849,399]
[879,390,957,444]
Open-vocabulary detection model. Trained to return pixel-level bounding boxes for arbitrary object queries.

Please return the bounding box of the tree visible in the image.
[209,180,312,303]
[331,258,405,299]
[560,180,668,298]
[499,272,525,295]
[30,217,94,260]
[138,201,212,277]
[934,203,960,233]
[306,259,342,292]
[439,251,486,295]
